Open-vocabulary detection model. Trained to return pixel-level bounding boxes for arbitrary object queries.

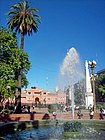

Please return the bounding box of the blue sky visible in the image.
[0,0,105,91]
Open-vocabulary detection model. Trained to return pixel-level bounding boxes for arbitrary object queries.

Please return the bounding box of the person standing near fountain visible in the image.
[89,109,94,119]
[99,108,105,120]
[53,111,57,120]
[77,109,83,119]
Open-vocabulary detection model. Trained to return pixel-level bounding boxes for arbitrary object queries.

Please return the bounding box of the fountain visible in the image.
[1,120,105,140]
[58,47,84,119]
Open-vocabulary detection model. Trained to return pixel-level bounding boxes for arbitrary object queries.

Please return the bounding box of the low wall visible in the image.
[0,113,51,122]
[0,110,101,123]
[56,111,100,120]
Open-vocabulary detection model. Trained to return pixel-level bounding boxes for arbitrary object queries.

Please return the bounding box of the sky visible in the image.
[0,0,105,91]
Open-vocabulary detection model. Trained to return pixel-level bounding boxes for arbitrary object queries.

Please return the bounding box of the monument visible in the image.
[85,60,93,109]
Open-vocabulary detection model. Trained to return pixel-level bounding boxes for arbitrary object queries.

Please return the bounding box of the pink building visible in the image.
[21,88,66,106]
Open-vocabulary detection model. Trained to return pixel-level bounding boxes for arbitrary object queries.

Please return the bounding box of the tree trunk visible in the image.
[15,32,24,113]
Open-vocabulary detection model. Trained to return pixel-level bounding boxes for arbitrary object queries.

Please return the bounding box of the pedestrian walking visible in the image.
[89,109,94,119]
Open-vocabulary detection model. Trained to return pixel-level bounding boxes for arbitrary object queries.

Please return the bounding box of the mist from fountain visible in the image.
[57,47,84,90]
[57,47,84,119]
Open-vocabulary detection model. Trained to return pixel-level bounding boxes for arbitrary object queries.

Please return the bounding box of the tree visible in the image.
[96,74,105,102]
[7,0,41,112]
[64,79,85,107]
[74,79,85,106]
[0,28,30,110]
[8,0,41,50]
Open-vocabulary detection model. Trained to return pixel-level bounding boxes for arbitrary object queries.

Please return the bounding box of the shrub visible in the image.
[96,103,105,110]
[1,109,13,114]
[48,104,57,113]
[63,121,82,132]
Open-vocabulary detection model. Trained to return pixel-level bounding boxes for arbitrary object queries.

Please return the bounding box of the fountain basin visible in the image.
[0,120,105,140]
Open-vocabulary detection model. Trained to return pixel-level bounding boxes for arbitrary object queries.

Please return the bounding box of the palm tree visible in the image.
[8,0,41,113]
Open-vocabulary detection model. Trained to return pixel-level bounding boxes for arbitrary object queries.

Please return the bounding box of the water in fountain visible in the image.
[3,121,105,140]
[58,47,84,89]
[57,47,84,119]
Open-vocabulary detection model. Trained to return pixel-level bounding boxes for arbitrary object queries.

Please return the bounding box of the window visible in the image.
[34,92,41,94]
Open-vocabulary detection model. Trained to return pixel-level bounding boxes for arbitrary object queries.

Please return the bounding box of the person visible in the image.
[88,104,92,110]
[100,108,105,120]
[27,106,30,113]
[53,111,57,120]
[89,109,94,119]
[14,105,17,113]
[77,109,83,119]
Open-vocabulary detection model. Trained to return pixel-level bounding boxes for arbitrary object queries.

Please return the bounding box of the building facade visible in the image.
[21,88,66,107]
[97,69,105,75]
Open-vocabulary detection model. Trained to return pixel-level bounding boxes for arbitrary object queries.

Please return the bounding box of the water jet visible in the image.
[58,47,84,119]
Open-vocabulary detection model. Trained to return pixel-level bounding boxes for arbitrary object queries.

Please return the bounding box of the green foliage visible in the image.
[98,85,105,95]
[96,74,105,95]
[63,121,82,132]
[74,80,85,106]
[1,109,14,114]
[7,0,41,36]
[96,103,105,109]
[0,28,30,99]
[96,74,105,102]
[48,104,57,113]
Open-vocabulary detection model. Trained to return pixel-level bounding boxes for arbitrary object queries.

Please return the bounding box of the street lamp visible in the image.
[88,60,96,112]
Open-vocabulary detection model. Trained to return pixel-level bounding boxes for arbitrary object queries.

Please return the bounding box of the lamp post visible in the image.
[88,60,96,112]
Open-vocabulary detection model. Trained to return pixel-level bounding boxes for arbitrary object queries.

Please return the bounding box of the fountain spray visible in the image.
[59,47,83,119]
